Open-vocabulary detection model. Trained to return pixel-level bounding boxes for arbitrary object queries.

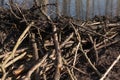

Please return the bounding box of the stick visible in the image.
[34,4,63,79]
[5,52,26,69]
[52,24,62,80]
[2,22,34,66]
[24,54,48,80]
[0,22,34,75]
[0,48,28,59]
[0,52,26,79]
[100,54,120,80]
[50,32,74,59]
[62,58,77,80]
[31,33,40,80]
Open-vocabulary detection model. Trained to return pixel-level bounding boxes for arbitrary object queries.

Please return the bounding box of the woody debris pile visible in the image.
[0,3,120,80]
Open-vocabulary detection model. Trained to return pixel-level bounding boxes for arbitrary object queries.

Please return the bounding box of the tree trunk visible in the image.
[75,0,81,19]
[116,0,120,16]
[0,0,4,6]
[62,0,70,16]
[86,0,90,20]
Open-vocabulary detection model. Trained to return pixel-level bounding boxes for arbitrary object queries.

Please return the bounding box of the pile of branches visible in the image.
[0,3,120,80]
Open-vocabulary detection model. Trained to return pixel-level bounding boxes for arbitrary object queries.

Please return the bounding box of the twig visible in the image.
[1,72,8,80]
[97,39,120,50]
[62,58,77,80]
[88,34,98,62]
[43,72,47,80]
[100,54,120,80]
[23,54,48,80]
[70,22,102,77]
[15,3,28,24]
[50,32,74,59]
[39,4,63,79]
[70,23,101,76]
[70,22,81,77]
[0,21,33,78]
[8,2,21,19]
[96,33,117,48]
[0,22,34,75]
[0,48,28,59]
[2,22,34,66]
[80,44,101,76]
[31,33,40,80]
[0,52,26,79]
[64,64,86,74]
[71,69,77,80]
[86,33,118,53]
[72,22,112,41]
[52,24,62,80]
[73,42,80,67]
[5,52,26,69]
[86,22,120,27]
[86,22,102,26]
[60,33,74,48]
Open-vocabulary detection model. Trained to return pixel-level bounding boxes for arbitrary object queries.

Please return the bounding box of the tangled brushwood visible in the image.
[0,3,120,80]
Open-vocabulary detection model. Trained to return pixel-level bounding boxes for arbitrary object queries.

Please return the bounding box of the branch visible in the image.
[52,24,62,80]
[31,33,40,80]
